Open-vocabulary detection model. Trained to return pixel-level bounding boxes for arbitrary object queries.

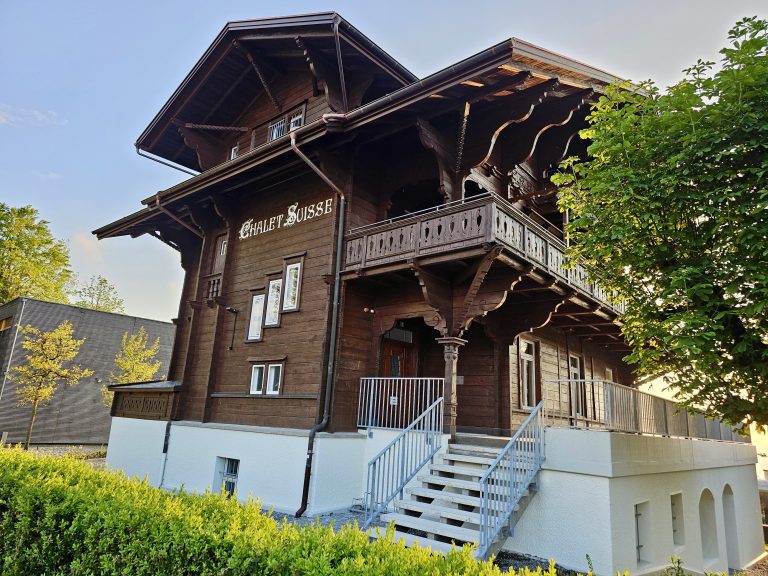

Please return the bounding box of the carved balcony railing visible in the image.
[344,193,624,314]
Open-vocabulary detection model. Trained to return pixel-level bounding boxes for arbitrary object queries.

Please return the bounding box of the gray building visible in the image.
[0,297,174,445]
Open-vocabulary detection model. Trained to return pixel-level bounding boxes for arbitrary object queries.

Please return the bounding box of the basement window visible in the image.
[215,457,239,497]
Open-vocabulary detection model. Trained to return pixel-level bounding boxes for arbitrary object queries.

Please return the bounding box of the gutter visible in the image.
[290,131,346,518]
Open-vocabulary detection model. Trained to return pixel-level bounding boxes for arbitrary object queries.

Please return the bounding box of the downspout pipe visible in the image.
[0,297,27,402]
[291,131,346,517]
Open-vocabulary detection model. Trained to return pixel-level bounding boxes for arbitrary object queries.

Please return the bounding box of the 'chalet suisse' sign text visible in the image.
[239,197,334,241]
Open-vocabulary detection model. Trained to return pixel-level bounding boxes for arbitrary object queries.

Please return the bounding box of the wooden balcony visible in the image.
[343,193,624,314]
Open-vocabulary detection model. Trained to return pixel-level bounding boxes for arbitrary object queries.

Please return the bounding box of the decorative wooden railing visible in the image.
[344,193,624,314]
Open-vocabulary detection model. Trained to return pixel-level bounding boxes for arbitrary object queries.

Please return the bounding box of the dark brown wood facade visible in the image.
[96,13,633,436]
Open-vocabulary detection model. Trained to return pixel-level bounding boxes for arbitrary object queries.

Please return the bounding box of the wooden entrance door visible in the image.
[381,338,416,377]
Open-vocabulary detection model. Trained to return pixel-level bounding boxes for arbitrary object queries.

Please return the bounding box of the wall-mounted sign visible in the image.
[239,197,334,241]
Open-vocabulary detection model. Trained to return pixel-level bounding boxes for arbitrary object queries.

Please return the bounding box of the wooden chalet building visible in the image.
[95,13,763,574]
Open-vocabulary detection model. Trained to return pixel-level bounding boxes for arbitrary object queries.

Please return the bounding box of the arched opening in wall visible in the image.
[386,179,443,219]
[723,484,739,570]
[463,179,488,199]
[699,489,719,562]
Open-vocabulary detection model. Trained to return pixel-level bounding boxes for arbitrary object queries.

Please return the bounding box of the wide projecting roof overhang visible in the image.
[94,30,625,241]
[136,12,417,170]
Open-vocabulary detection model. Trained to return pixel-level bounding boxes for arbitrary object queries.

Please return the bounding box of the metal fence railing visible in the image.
[542,379,749,442]
[478,401,544,559]
[363,397,444,528]
[357,377,444,433]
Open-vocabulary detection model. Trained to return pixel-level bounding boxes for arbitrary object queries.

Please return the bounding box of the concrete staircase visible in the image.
[369,433,540,558]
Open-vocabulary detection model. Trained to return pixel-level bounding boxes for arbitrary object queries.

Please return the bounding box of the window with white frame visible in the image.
[605,366,615,383]
[267,106,305,142]
[249,360,284,395]
[247,294,265,341]
[569,354,586,417]
[519,338,538,409]
[229,144,239,160]
[282,261,302,312]
[250,364,265,394]
[264,278,282,327]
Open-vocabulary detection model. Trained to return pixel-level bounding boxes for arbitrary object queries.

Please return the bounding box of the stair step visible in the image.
[418,474,481,491]
[407,486,482,507]
[448,444,502,457]
[381,513,479,543]
[430,463,487,478]
[455,433,511,449]
[441,452,499,467]
[395,499,482,524]
[368,528,459,554]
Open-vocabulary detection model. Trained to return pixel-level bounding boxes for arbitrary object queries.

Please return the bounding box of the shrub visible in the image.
[0,447,525,575]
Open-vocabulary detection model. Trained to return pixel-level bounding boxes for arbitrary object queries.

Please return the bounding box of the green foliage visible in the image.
[102,326,163,406]
[73,275,125,313]
[0,447,516,576]
[0,203,73,304]
[8,321,93,449]
[553,17,768,426]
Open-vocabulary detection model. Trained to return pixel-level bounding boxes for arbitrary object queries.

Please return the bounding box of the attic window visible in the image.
[230,144,239,160]
[267,106,305,142]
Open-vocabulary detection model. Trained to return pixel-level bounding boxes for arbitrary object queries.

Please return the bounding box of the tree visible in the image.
[0,203,73,304]
[73,275,125,313]
[553,17,768,426]
[8,321,93,449]
[102,326,162,406]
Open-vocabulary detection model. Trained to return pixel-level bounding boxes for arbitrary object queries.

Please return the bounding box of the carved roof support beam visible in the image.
[333,21,349,112]
[233,40,281,113]
[416,117,458,201]
[535,105,591,177]
[296,36,345,113]
[182,123,250,132]
[453,246,503,335]
[500,88,594,171]
[462,78,561,171]
[484,297,566,344]
[412,263,452,337]
[172,120,223,172]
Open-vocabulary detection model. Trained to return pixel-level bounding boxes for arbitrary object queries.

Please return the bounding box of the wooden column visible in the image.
[436,336,467,441]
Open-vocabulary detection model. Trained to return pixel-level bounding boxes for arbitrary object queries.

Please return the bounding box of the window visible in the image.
[569,354,586,417]
[266,364,282,395]
[282,261,302,312]
[247,294,265,341]
[267,106,305,142]
[229,144,239,160]
[264,278,282,327]
[519,338,538,409]
[249,360,284,395]
[215,457,239,497]
[250,364,265,394]
[0,317,12,331]
[635,501,651,564]
[671,493,685,546]
[605,367,615,383]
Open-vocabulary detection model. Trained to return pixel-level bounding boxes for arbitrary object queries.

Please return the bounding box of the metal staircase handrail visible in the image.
[478,400,545,558]
[363,396,444,529]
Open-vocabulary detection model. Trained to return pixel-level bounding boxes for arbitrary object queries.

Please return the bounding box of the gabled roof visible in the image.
[136,12,416,169]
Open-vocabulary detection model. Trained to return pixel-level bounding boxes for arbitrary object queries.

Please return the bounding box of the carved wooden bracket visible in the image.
[296,36,345,112]
[484,297,566,344]
[412,264,452,336]
[416,117,458,201]
[535,105,591,176]
[233,40,281,113]
[452,246,503,335]
[501,89,594,172]
[173,119,223,171]
[462,78,561,172]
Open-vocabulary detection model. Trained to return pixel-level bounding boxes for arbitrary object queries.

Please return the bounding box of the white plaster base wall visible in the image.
[504,428,763,576]
[106,416,167,485]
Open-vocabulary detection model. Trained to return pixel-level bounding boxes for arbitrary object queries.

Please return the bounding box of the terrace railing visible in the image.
[344,193,624,314]
[542,379,748,442]
[357,377,444,434]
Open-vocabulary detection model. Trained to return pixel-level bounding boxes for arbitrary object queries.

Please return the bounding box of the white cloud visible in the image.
[70,230,105,267]
[35,170,62,182]
[0,103,67,127]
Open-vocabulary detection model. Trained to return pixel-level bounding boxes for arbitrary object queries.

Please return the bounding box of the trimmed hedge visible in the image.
[0,447,554,576]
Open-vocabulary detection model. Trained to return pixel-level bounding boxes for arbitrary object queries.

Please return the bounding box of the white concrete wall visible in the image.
[106,416,167,485]
[309,432,366,515]
[504,428,763,575]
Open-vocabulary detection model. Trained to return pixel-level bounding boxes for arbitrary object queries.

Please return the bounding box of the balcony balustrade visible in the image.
[344,193,624,314]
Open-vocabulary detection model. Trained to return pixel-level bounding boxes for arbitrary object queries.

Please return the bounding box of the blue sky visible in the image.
[2,0,767,321]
